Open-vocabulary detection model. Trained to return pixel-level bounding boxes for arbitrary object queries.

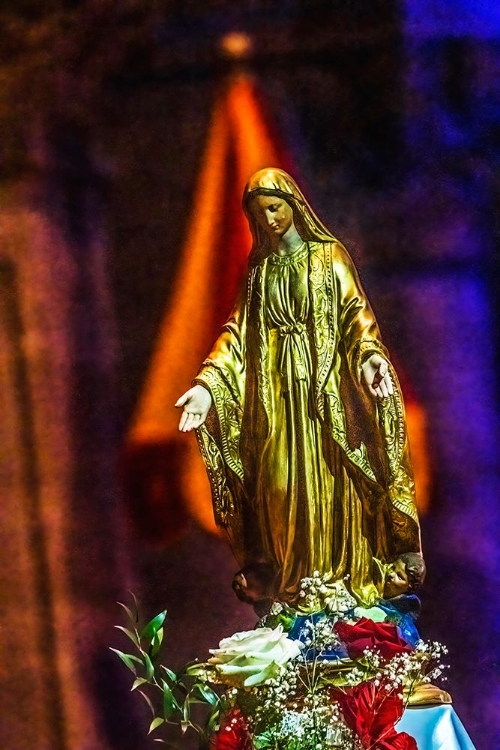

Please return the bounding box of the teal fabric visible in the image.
[397,706,476,749]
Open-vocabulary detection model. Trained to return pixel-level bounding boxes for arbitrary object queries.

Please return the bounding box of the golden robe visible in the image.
[195,239,420,607]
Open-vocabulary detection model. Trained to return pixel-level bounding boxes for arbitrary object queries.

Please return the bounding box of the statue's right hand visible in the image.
[175,385,212,432]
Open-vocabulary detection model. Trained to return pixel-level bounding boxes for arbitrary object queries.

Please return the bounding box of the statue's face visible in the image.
[251,194,295,238]
[383,558,410,598]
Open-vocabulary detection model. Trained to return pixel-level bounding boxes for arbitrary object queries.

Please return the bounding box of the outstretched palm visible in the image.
[176,385,212,432]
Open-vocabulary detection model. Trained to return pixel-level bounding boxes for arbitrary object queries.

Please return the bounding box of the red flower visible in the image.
[212,709,252,750]
[335,618,412,662]
[376,733,418,750]
[332,682,417,750]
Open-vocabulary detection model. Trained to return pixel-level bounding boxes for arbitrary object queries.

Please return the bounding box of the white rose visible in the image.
[208,625,303,687]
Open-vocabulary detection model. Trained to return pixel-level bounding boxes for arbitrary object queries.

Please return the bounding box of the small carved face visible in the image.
[250,195,295,239]
[383,558,410,599]
[232,562,276,604]
[232,571,252,603]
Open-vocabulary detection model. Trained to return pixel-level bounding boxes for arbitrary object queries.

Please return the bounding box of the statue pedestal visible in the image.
[398,705,476,749]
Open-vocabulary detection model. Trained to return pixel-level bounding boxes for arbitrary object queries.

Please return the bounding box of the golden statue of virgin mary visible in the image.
[177,168,421,607]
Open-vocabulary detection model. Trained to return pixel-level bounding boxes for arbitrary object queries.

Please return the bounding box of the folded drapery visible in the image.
[398,705,476,749]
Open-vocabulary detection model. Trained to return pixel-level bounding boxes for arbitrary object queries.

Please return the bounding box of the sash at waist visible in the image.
[272,322,308,388]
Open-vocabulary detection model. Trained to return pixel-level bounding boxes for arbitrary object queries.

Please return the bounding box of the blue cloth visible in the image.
[377,598,422,647]
[287,611,349,660]
[397,706,476,749]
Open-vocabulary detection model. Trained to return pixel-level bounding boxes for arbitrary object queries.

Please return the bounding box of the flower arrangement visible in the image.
[112,577,448,749]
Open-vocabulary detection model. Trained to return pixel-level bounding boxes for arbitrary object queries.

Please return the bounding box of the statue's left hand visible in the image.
[361,354,394,399]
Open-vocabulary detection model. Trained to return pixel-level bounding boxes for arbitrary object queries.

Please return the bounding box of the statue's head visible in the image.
[383,552,426,599]
[247,193,295,241]
[242,168,335,264]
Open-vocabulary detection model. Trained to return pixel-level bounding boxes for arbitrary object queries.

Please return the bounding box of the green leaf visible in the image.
[161,679,181,709]
[277,612,296,631]
[161,665,177,683]
[162,683,178,719]
[131,677,148,691]
[109,648,142,675]
[194,683,219,706]
[183,698,190,725]
[141,610,167,640]
[148,717,165,734]
[117,600,135,623]
[150,627,164,657]
[114,625,140,647]
[253,731,277,750]
[180,721,189,735]
[128,591,140,615]
[144,653,155,681]
[184,662,208,677]
[206,707,221,733]
[138,690,156,717]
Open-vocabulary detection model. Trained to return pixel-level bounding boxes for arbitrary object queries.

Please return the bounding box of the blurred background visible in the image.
[1,1,499,748]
